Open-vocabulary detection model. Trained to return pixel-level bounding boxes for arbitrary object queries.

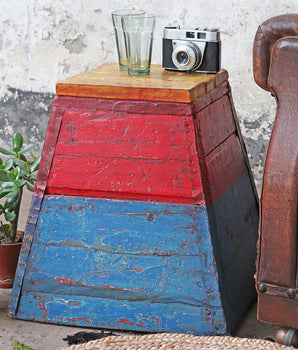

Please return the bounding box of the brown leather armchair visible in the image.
[253,14,298,347]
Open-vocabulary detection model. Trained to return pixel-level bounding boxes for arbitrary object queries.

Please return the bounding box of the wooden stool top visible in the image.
[56,63,228,103]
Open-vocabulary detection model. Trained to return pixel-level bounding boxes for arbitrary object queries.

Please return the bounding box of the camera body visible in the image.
[162,26,221,73]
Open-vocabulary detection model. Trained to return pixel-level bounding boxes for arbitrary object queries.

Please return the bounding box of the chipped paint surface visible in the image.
[13,195,227,334]
[11,192,256,334]
[9,85,259,334]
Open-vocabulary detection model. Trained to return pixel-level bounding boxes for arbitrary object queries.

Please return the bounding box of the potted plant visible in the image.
[0,133,40,288]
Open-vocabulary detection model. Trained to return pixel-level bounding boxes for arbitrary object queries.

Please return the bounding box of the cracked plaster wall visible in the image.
[0,0,297,192]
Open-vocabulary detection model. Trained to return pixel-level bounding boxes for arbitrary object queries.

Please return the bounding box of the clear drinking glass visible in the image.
[111,10,145,70]
[121,14,156,75]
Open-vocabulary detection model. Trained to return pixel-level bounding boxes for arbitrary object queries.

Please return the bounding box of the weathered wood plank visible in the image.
[56,63,228,103]
[192,82,230,113]
[195,95,236,156]
[16,292,227,334]
[53,83,230,116]
[204,134,247,204]
[24,246,220,306]
[47,156,196,198]
[53,95,194,116]
[56,112,191,160]
[33,196,215,261]
[9,106,64,316]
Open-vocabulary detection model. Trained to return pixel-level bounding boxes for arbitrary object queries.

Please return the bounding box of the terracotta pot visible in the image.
[0,241,22,288]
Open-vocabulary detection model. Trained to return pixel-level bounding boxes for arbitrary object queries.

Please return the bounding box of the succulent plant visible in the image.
[0,133,40,243]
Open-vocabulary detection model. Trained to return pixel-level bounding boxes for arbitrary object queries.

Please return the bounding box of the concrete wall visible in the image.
[0,0,297,191]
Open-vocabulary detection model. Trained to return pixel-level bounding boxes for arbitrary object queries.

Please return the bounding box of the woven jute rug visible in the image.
[59,333,294,350]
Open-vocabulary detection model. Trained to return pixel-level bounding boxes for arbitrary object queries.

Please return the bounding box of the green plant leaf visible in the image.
[13,159,27,172]
[0,170,10,182]
[0,147,15,156]
[0,159,2,165]
[0,190,10,199]
[20,154,28,162]
[0,181,15,189]
[12,339,34,350]
[7,203,16,211]
[15,179,27,188]
[7,196,19,205]
[26,183,35,192]
[24,163,30,173]
[13,133,23,150]
[4,158,13,171]
[14,166,21,179]
[3,224,10,234]
[6,189,20,204]
[20,144,36,154]
[7,187,19,195]
[30,156,41,172]
[7,172,16,181]
[4,211,16,222]
[27,178,35,185]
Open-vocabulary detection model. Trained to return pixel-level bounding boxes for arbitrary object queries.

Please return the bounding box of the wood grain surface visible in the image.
[56,63,228,103]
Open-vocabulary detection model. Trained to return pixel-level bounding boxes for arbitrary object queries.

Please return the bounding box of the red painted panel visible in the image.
[46,111,203,203]
[35,106,64,195]
[53,96,193,116]
[55,111,190,160]
[196,95,236,156]
[204,134,247,204]
[48,156,195,196]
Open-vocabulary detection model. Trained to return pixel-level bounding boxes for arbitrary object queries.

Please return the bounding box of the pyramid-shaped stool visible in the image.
[9,64,258,335]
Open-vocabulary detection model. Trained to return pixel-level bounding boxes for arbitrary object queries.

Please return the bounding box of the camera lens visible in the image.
[172,43,202,71]
[176,51,189,64]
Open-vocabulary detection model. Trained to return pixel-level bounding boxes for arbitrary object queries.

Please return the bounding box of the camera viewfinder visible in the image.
[186,31,195,38]
[197,33,206,39]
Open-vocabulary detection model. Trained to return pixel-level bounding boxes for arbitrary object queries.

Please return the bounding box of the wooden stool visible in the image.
[9,64,258,335]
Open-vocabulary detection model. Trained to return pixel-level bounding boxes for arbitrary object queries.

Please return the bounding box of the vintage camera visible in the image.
[162,26,221,73]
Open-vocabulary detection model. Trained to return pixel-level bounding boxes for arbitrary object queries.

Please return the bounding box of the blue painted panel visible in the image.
[35,196,213,262]
[15,196,226,334]
[23,245,221,307]
[16,292,227,335]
